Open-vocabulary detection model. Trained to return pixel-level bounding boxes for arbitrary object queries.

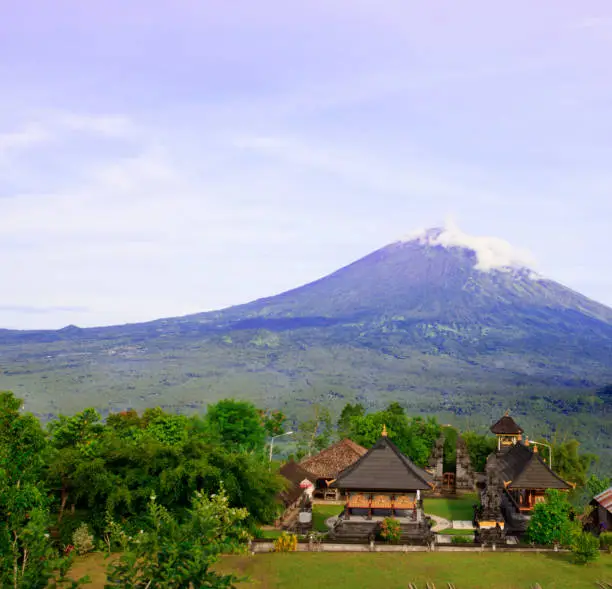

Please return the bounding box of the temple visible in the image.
[476,413,573,540]
[328,427,434,543]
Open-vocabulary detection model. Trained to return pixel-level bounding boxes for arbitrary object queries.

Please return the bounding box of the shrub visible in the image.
[570,530,600,565]
[600,531,612,552]
[72,522,95,555]
[527,489,574,546]
[379,517,401,543]
[273,532,297,552]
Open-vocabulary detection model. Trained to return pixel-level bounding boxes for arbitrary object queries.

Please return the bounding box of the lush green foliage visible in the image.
[570,530,600,564]
[461,432,497,472]
[600,531,612,551]
[336,403,365,439]
[0,392,88,588]
[345,403,441,467]
[542,438,597,487]
[586,473,611,498]
[204,399,268,452]
[527,490,575,546]
[105,487,250,588]
[45,405,283,531]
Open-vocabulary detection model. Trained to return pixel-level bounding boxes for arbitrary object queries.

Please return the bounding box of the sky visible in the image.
[1,0,612,329]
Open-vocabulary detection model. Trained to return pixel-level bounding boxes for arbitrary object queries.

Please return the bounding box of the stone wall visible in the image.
[455,436,476,491]
[428,434,445,488]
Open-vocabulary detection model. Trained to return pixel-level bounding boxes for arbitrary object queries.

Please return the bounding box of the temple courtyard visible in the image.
[72,551,611,588]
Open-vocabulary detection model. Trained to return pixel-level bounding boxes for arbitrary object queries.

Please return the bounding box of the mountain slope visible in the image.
[0,228,611,460]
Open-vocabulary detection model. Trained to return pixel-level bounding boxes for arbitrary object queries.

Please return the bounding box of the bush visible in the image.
[273,532,297,552]
[527,489,574,546]
[379,517,401,543]
[599,531,612,552]
[571,531,600,565]
[72,522,95,555]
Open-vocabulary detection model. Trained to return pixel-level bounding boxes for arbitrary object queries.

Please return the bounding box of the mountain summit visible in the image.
[1,227,611,436]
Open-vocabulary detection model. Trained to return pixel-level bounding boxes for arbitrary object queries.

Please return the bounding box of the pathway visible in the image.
[426,514,451,532]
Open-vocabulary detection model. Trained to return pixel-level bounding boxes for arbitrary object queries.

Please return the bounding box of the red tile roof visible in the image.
[299,438,367,479]
[594,486,612,514]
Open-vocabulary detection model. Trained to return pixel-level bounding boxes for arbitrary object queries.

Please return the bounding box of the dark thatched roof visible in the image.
[330,437,433,491]
[495,443,571,490]
[277,460,315,507]
[299,438,367,479]
[490,414,524,435]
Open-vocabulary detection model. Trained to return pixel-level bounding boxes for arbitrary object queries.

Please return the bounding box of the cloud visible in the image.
[0,123,49,155]
[402,219,538,273]
[57,113,137,137]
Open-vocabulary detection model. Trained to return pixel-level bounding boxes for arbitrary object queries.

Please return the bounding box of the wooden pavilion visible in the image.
[495,441,572,513]
[490,411,524,451]
[328,427,434,543]
[299,438,367,499]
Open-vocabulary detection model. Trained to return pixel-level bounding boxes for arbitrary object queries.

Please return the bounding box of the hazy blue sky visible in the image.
[1,1,611,329]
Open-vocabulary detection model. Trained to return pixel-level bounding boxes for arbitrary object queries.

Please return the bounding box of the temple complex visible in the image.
[476,412,572,540]
[329,427,434,543]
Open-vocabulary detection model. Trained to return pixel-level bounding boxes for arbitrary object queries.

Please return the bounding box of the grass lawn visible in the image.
[312,503,343,532]
[437,528,475,535]
[423,493,478,521]
[73,552,612,589]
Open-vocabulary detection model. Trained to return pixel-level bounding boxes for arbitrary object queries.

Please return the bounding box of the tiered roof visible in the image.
[330,436,433,491]
[495,443,571,490]
[299,438,367,479]
[490,414,524,435]
[278,460,315,507]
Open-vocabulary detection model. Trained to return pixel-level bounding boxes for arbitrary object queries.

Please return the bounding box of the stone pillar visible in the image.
[455,436,476,491]
[427,435,445,489]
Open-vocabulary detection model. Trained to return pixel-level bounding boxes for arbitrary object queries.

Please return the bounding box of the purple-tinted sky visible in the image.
[1,1,611,328]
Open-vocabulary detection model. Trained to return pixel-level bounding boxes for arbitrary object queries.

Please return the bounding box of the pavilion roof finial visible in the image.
[381,424,388,437]
[505,409,510,416]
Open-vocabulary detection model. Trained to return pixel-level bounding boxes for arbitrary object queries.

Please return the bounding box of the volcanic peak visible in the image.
[399,222,538,276]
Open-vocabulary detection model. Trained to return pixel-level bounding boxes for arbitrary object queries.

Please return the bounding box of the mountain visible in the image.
[1,227,611,462]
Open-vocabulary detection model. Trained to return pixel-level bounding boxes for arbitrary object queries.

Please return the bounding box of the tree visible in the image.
[336,403,365,438]
[462,432,497,472]
[527,489,575,546]
[295,405,333,458]
[543,438,596,488]
[586,474,610,498]
[105,487,250,588]
[0,392,87,588]
[47,406,283,530]
[345,409,440,467]
[204,400,267,452]
[260,409,286,437]
[47,408,104,522]
[571,530,600,565]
